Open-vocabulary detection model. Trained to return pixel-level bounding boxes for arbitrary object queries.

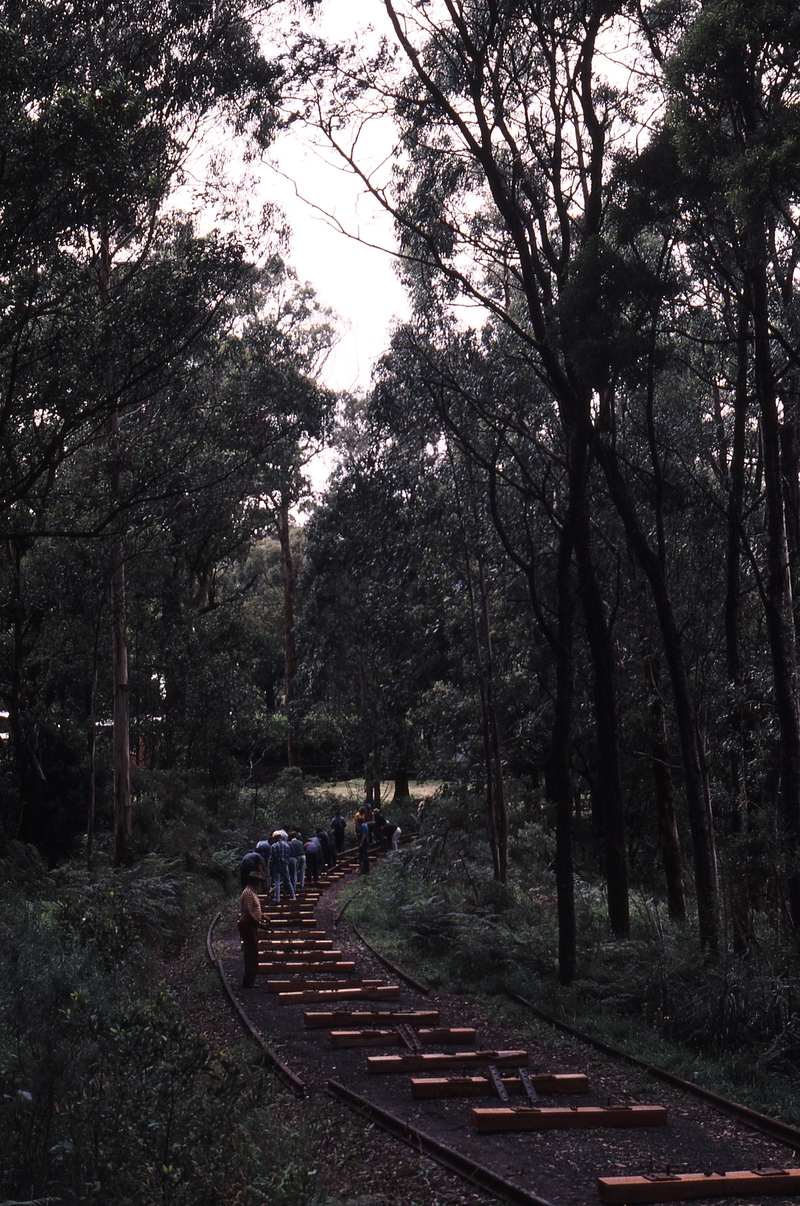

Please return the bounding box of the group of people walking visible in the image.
[353,803,402,864]
[236,803,402,987]
[237,823,341,989]
[238,817,344,901]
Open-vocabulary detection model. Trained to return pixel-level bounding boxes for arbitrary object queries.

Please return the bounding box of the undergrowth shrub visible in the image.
[0,846,330,1205]
[346,827,559,992]
[345,786,800,1123]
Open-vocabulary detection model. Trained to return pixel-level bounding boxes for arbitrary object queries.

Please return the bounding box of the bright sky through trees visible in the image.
[258,0,410,395]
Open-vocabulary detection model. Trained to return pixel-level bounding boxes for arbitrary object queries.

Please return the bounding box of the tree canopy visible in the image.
[5,0,800,991]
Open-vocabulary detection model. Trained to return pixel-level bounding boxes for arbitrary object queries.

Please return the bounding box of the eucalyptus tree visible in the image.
[0,219,254,854]
[0,0,279,517]
[0,244,338,857]
[0,0,281,863]
[621,0,800,934]
[371,341,525,880]
[297,394,458,799]
[221,263,336,768]
[290,0,721,971]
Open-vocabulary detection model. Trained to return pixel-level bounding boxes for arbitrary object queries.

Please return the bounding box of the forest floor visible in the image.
[164,866,800,1206]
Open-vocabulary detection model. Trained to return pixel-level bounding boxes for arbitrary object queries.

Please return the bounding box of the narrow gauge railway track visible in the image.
[507,993,800,1155]
[208,848,800,1206]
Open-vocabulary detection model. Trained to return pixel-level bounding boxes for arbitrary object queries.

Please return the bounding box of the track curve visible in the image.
[209,848,800,1206]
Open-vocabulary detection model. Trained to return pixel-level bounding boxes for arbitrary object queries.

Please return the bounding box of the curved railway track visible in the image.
[207,845,800,1206]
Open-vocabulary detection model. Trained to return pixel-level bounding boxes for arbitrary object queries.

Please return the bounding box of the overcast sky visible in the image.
[257,0,410,395]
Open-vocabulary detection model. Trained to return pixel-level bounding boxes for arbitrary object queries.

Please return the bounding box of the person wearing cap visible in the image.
[268,831,294,902]
[238,869,267,988]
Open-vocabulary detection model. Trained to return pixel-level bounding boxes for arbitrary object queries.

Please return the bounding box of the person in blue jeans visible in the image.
[289,831,305,891]
[304,833,321,883]
[330,809,346,854]
[268,832,294,901]
[358,819,370,875]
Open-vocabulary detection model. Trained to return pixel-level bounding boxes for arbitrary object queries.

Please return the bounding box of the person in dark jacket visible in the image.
[289,831,305,891]
[358,817,370,875]
[255,838,272,890]
[304,833,321,883]
[317,827,335,869]
[239,849,267,889]
[330,809,346,854]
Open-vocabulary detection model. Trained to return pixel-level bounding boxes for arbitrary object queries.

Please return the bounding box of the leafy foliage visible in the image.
[0,846,329,1205]
[348,793,800,1124]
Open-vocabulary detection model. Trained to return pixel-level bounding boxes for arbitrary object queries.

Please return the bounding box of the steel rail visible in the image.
[351,923,431,995]
[205,912,221,964]
[508,991,800,1150]
[326,1078,557,1206]
[334,894,356,926]
[205,912,307,1097]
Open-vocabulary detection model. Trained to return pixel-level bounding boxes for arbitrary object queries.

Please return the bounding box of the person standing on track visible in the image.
[330,808,346,854]
[289,830,305,891]
[317,826,335,869]
[268,831,294,902]
[358,815,370,875]
[255,837,272,892]
[238,868,267,988]
[304,832,321,883]
[239,848,267,889]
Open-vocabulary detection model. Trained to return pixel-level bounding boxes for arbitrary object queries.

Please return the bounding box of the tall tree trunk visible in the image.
[161,557,185,768]
[472,555,507,882]
[465,553,507,883]
[632,565,686,919]
[365,776,381,805]
[392,768,411,800]
[594,435,720,949]
[780,379,800,646]
[276,497,299,767]
[644,653,686,918]
[477,556,509,885]
[726,297,753,949]
[101,228,132,868]
[551,491,578,985]
[6,539,44,844]
[110,523,132,866]
[8,539,26,842]
[747,247,800,930]
[574,506,629,935]
[448,443,509,883]
[87,596,104,872]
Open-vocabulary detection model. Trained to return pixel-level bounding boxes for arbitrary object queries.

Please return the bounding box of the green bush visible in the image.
[0,854,330,1205]
[343,785,800,1125]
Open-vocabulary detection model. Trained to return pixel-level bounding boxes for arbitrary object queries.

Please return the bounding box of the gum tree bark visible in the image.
[594,435,720,948]
[574,504,629,935]
[100,229,132,869]
[276,495,299,767]
[747,240,800,929]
